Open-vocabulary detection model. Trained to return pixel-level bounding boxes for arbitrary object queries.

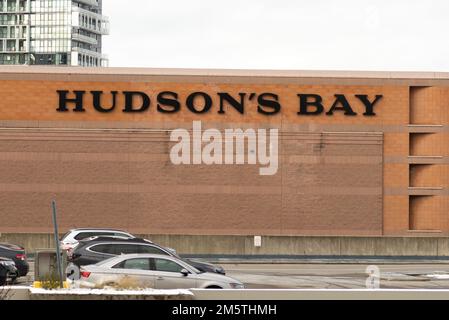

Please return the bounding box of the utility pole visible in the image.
[51,200,64,288]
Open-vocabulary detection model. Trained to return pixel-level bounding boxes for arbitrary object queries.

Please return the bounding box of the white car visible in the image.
[60,228,134,257]
[79,254,244,289]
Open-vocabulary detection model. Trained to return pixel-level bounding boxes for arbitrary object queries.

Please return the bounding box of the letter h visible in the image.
[57,90,86,112]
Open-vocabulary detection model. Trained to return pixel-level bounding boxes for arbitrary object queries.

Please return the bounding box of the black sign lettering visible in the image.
[91,91,117,113]
[297,94,324,115]
[55,90,383,117]
[218,93,245,114]
[326,94,357,116]
[123,91,150,113]
[257,93,281,115]
[157,91,180,113]
[355,94,383,116]
[57,90,86,112]
[186,92,212,114]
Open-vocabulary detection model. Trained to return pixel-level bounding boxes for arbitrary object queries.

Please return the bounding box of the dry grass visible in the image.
[39,272,64,290]
[96,276,144,290]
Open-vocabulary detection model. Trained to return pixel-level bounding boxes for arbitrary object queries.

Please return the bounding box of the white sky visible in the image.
[102,0,449,71]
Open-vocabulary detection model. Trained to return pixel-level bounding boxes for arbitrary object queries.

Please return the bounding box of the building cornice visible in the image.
[0,67,448,85]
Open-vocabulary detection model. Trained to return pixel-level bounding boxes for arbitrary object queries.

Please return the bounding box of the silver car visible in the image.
[79,254,244,289]
[60,228,135,254]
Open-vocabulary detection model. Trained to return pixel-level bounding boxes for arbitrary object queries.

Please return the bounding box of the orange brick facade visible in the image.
[0,67,448,237]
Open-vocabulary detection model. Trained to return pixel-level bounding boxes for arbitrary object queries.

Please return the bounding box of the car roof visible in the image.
[109,253,177,260]
[0,256,14,262]
[0,243,24,251]
[79,236,151,244]
[69,228,130,233]
[92,254,201,273]
[94,253,179,267]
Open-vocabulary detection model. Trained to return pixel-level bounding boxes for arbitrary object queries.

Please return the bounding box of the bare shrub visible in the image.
[96,276,142,290]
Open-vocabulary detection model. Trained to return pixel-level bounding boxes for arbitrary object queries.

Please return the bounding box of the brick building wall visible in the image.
[0,67,447,237]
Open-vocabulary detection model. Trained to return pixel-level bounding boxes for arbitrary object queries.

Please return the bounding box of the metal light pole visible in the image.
[51,200,64,288]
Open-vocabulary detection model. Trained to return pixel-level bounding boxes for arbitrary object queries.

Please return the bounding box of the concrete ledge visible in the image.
[4,233,449,258]
[0,286,30,300]
[6,287,449,300]
[111,235,449,257]
[189,255,449,264]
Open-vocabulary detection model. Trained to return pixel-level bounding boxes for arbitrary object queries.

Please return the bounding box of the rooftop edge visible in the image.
[0,66,448,80]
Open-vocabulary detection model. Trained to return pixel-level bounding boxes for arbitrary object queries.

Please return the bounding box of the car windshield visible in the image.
[60,231,71,241]
[170,251,181,259]
[73,231,133,241]
[180,259,204,273]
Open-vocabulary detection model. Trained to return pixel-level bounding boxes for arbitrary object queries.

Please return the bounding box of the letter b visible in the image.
[297,94,324,115]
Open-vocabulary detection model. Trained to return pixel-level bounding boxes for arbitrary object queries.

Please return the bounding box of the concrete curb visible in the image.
[29,288,194,300]
[27,256,449,265]
[6,287,449,300]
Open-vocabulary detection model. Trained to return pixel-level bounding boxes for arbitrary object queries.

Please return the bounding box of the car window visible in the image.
[74,232,127,240]
[60,232,71,241]
[113,232,132,238]
[112,244,140,255]
[153,258,184,273]
[113,258,150,270]
[74,232,102,240]
[138,245,168,255]
[89,244,115,254]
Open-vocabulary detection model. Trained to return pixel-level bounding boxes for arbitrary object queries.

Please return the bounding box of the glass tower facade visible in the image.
[0,0,109,66]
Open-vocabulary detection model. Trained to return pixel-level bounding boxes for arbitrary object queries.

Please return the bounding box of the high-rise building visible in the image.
[0,0,109,66]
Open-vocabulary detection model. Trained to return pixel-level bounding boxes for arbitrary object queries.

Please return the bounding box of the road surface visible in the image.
[17,261,449,289]
[221,263,449,289]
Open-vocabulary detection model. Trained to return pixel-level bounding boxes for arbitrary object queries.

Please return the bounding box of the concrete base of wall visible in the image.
[2,233,449,257]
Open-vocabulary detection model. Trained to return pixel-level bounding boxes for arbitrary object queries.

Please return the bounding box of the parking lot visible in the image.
[14,261,449,289]
[5,229,449,290]
[221,263,449,289]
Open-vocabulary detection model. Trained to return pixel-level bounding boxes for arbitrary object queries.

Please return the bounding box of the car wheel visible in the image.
[0,277,6,286]
[205,285,223,289]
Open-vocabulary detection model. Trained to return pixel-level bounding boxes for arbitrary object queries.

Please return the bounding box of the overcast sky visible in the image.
[102,0,448,71]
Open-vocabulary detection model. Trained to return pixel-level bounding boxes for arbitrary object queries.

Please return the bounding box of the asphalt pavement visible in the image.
[15,261,449,289]
[221,263,449,289]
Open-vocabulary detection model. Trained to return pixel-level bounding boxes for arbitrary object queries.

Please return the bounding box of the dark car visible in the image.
[0,243,29,279]
[70,236,226,275]
[0,257,18,286]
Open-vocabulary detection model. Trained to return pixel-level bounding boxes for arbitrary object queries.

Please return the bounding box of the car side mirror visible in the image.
[181,269,189,277]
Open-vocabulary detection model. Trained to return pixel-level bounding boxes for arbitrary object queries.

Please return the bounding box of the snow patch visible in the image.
[425,274,449,280]
[30,287,194,296]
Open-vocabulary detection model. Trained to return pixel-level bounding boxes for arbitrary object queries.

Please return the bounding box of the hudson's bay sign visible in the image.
[56,91,383,116]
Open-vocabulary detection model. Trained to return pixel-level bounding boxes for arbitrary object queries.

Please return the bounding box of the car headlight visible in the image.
[230,283,244,289]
